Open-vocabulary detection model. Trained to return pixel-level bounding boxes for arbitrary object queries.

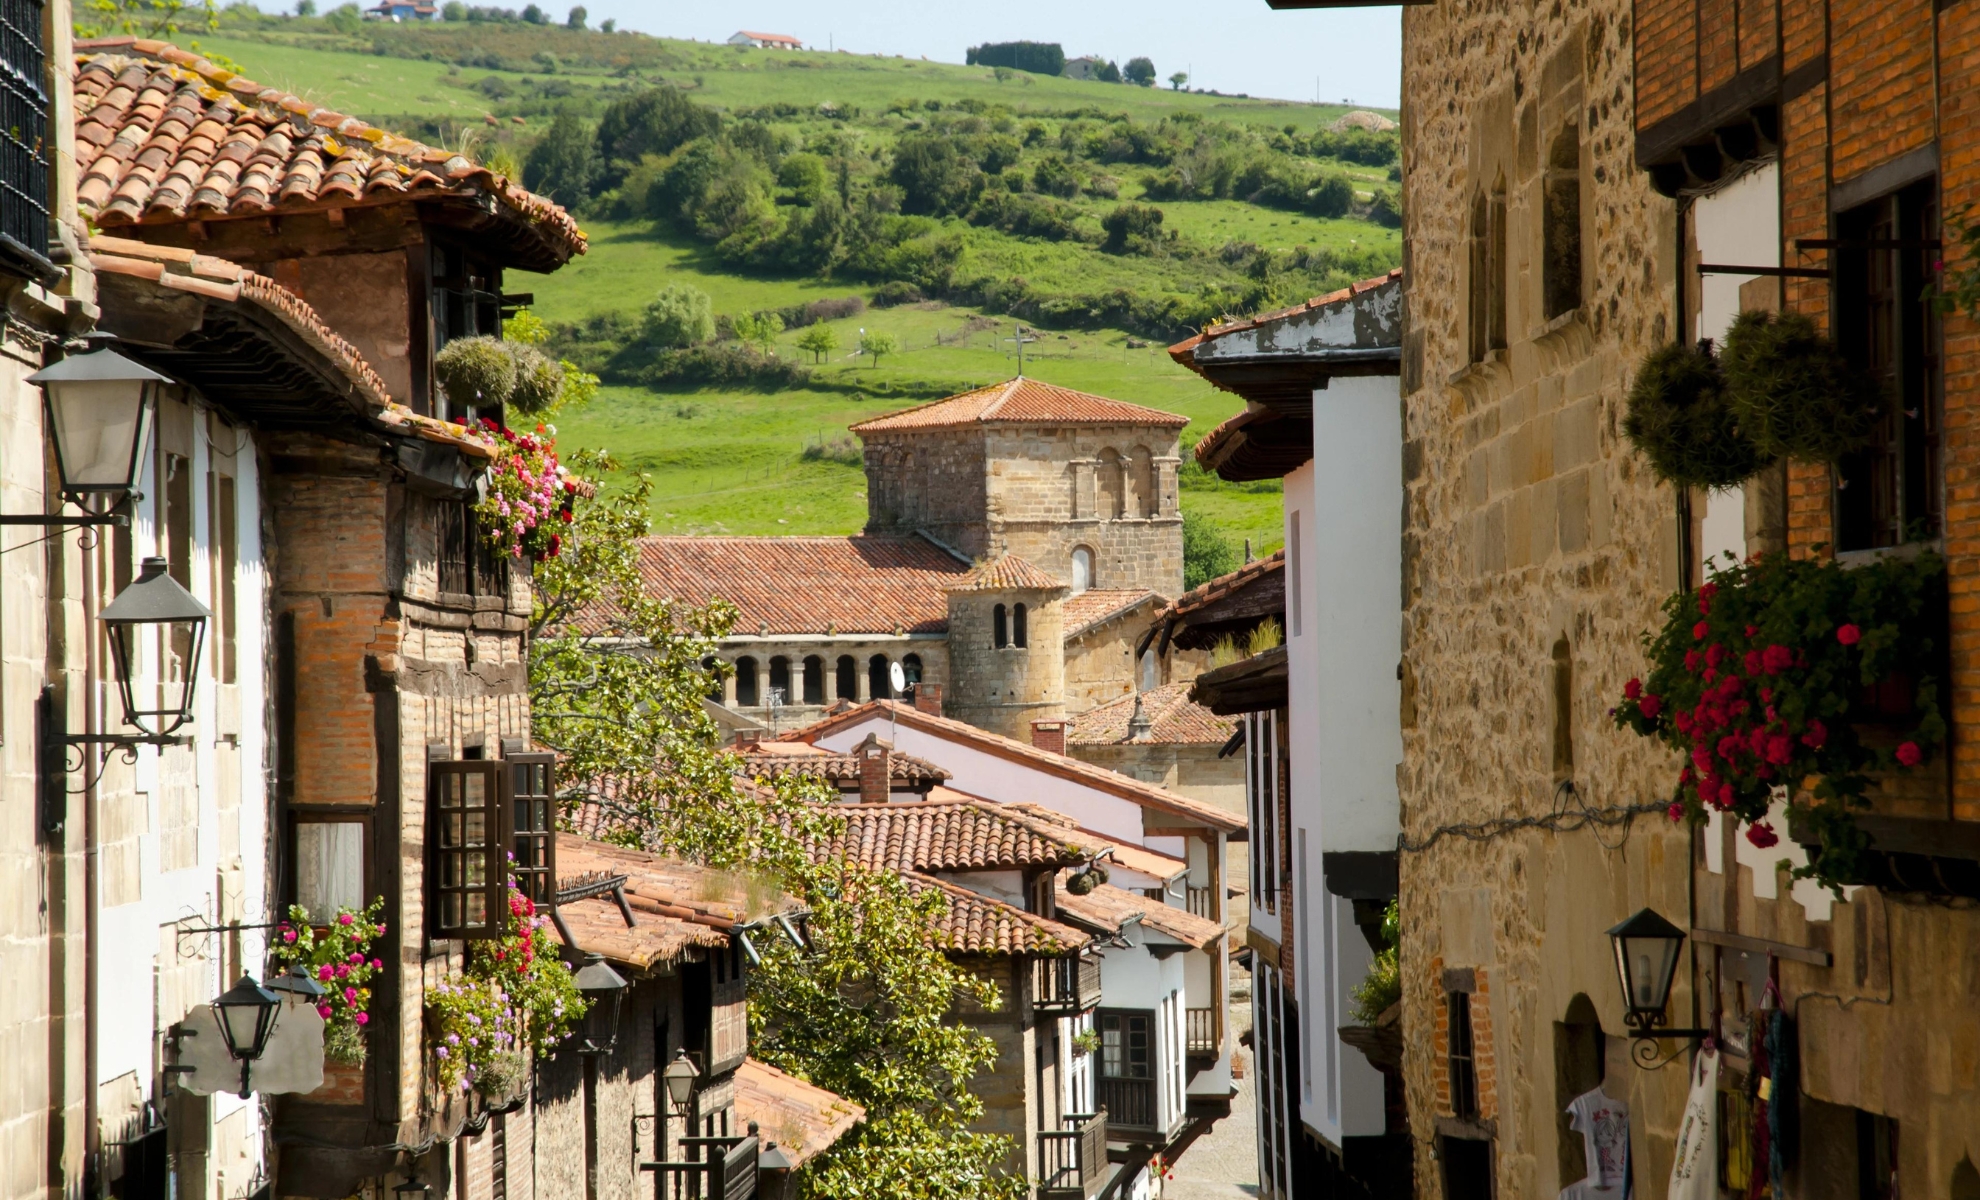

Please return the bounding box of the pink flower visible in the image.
[1837,624,1862,646]
[335,964,350,978]
[344,987,358,1003]
[1764,734,1792,766]
[1668,801,1686,822]
[318,964,334,981]
[1745,822,1780,849]
[317,1004,334,1019]
[338,913,355,926]
[348,952,363,964]
[1896,741,1924,767]
[1685,649,1703,672]
[355,1012,370,1026]
[1743,650,1763,677]
[283,929,297,943]
[1801,719,1828,750]
[372,959,383,970]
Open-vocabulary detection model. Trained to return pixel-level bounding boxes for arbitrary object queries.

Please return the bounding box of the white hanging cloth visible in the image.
[1667,1047,1720,1200]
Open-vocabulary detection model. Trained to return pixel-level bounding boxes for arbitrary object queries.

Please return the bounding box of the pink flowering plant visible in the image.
[1612,550,1946,889]
[426,878,585,1099]
[268,897,387,1066]
[475,421,574,561]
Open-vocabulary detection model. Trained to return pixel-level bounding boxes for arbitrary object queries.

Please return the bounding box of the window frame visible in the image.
[507,751,558,910]
[288,808,373,926]
[0,0,53,281]
[1447,990,1480,1120]
[1013,603,1029,648]
[429,759,510,941]
[993,603,1009,649]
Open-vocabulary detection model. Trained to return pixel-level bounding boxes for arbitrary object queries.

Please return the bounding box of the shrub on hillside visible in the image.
[968,193,1084,242]
[644,284,716,349]
[965,41,1066,76]
[1101,203,1166,255]
[1182,509,1238,590]
[638,346,811,390]
[872,282,924,308]
[522,111,599,205]
[594,87,721,189]
[889,135,981,217]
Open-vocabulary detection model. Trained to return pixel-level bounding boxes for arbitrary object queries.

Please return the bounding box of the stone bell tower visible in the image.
[940,554,1069,739]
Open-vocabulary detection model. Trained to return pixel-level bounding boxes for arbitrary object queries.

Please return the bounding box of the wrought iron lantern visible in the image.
[572,952,629,1056]
[100,556,211,738]
[1607,907,1687,1032]
[22,346,167,518]
[211,973,283,1098]
[662,1049,700,1114]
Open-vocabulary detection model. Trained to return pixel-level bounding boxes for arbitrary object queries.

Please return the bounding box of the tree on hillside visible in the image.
[797,324,841,364]
[1101,202,1165,254]
[1182,509,1239,590]
[323,2,359,32]
[964,40,1065,76]
[594,87,723,189]
[733,312,785,354]
[521,2,546,21]
[1096,59,1122,83]
[295,0,315,14]
[564,4,583,27]
[1124,56,1157,86]
[889,136,980,217]
[859,330,899,367]
[76,0,216,38]
[643,284,716,349]
[1306,174,1353,218]
[599,16,613,31]
[522,111,599,204]
[1169,71,1189,91]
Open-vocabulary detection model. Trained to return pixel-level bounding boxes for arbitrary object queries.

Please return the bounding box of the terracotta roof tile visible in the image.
[631,535,968,636]
[1063,589,1160,637]
[946,553,1065,593]
[1054,879,1225,950]
[735,1060,864,1169]
[905,871,1088,956]
[1166,267,1404,365]
[71,41,585,265]
[801,799,1089,873]
[783,702,1246,833]
[557,834,800,929]
[741,742,951,788]
[1067,682,1235,747]
[974,798,1188,881]
[1169,551,1284,619]
[849,377,1188,434]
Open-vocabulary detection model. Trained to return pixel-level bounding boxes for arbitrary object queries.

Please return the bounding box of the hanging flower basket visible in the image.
[269,898,388,1066]
[1623,339,1774,489]
[1720,310,1883,464]
[1611,551,1947,890]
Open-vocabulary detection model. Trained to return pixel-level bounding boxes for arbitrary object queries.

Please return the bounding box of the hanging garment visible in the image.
[1747,1024,1772,1200]
[1765,1011,1795,1200]
[1558,1085,1632,1200]
[1721,1089,1753,1193]
[1668,1048,1720,1200]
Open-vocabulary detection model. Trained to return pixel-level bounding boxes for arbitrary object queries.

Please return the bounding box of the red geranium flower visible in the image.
[1624,678,1643,700]
[1836,624,1861,646]
[1639,695,1662,718]
[1693,621,1710,640]
[1668,802,1686,822]
[1896,741,1923,767]
[1744,822,1779,849]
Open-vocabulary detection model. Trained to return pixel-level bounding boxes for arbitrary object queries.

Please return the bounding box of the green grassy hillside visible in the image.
[177,14,1404,558]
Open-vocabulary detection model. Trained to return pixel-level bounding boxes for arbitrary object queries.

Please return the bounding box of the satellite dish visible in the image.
[889,662,907,695]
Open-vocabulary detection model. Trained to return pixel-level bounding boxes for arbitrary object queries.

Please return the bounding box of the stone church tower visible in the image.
[940,554,1069,739]
[851,377,1189,597]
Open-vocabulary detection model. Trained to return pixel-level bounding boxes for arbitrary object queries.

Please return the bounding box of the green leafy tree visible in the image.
[1101,202,1165,254]
[1123,56,1157,86]
[594,88,722,188]
[521,2,546,22]
[797,323,841,364]
[1169,71,1189,91]
[859,329,899,367]
[564,4,584,27]
[733,311,785,354]
[1182,508,1238,590]
[522,111,600,204]
[643,283,716,349]
[599,16,613,31]
[1095,59,1122,84]
[777,153,832,205]
[889,135,980,217]
[323,0,358,31]
[1305,174,1353,218]
[295,0,316,14]
[440,0,462,16]
[76,0,216,37]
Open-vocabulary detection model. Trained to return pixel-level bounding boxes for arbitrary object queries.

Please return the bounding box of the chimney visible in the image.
[913,682,944,715]
[733,729,765,749]
[1126,693,1154,742]
[1031,720,1067,756]
[856,732,891,803]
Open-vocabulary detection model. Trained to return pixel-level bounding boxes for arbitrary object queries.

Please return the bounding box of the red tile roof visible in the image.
[547,836,801,970]
[741,741,951,788]
[972,797,1188,881]
[1067,682,1235,747]
[849,378,1188,434]
[946,553,1065,593]
[633,535,968,636]
[905,871,1088,956]
[1054,879,1225,950]
[71,40,585,267]
[783,701,1246,833]
[1169,550,1285,619]
[1063,588,1161,637]
[803,799,1090,873]
[735,1060,864,1170]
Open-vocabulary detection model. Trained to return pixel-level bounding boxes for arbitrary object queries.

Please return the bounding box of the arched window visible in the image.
[802,656,825,705]
[1544,128,1582,319]
[1468,176,1508,362]
[1071,547,1093,593]
[1013,603,1028,648]
[901,654,923,685]
[768,656,792,705]
[1551,636,1574,782]
[835,655,858,700]
[993,604,1009,649]
[1553,995,1605,1187]
[868,654,894,700]
[735,656,760,707]
[1140,648,1160,692]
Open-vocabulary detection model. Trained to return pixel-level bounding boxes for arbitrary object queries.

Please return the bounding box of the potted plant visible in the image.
[1623,338,1773,490]
[1719,309,1882,464]
[1612,551,1947,889]
[1070,1029,1102,1058]
[427,881,586,1099]
[269,898,387,1066]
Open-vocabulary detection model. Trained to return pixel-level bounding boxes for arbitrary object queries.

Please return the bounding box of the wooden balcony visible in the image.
[1034,954,1103,1013]
[1097,1077,1155,1132]
[1186,1007,1218,1057]
[1037,1111,1108,1199]
[1185,885,1215,920]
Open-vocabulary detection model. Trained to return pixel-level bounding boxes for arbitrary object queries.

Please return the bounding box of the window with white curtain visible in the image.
[295,820,364,923]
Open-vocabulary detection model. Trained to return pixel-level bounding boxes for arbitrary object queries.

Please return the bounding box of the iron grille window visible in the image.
[439,501,510,599]
[1835,179,1942,551]
[0,0,50,274]
[508,753,557,908]
[430,760,508,939]
[1448,990,1480,1119]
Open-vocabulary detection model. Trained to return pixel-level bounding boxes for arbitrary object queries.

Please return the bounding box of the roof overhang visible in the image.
[1190,645,1289,716]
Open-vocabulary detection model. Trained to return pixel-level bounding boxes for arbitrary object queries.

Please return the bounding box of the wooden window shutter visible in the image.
[430,760,509,939]
[508,752,557,908]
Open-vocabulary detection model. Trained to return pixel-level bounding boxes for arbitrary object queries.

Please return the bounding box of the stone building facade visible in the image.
[854,377,1189,597]
[1390,0,1700,1194]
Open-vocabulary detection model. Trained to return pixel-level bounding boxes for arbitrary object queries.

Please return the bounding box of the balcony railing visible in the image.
[1034,954,1103,1013]
[1037,1111,1108,1199]
[1186,1007,1218,1056]
[1097,1077,1155,1131]
[1185,885,1215,919]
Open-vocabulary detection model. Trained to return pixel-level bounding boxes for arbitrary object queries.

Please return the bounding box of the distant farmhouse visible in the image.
[1063,55,1107,80]
[728,30,803,49]
[638,378,1223,744]
[366,0,436,18]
